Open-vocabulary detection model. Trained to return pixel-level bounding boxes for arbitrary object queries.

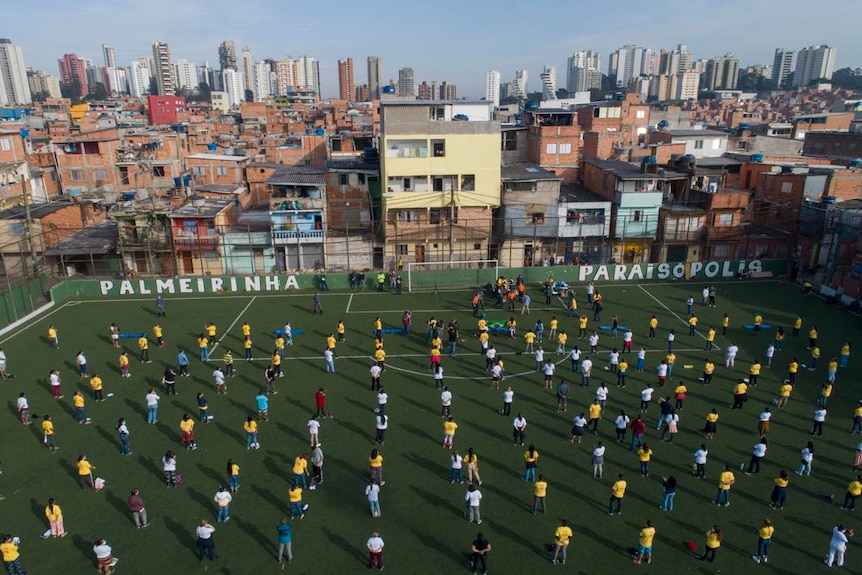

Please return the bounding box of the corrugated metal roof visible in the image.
[501,163,560,182]
[267,166,326,186]
[45,220,118,256]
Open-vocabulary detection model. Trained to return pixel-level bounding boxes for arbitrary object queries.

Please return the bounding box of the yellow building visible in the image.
[379,101,501,267]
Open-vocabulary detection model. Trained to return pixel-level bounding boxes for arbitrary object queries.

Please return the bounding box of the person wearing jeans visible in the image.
[523,446,539,482]
[660,475,677,511]
[366,482,381,517]
[752,519,774,564]
[551,520,573,565]
[276,519,293,564]
[607,474,626,515]
[450,450,464,484]
[145,389,160,424]
[127,489,149,528]
[214,487,231,522]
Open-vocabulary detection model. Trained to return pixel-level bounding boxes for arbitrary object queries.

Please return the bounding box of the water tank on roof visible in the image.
[614,92,626,100]
[781,165,794,174]
[644,156,657,164]
[382,86,396,94]
[207,143,218,151]
[525,101,539,111]
[657,120,669,129]
[849,158,862,167]
[315,128,325,136]
[682,154,697,168]
[822,196,837,205]
[751,153,764,163]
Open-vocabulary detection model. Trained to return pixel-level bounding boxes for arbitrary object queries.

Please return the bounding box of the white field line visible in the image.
[346,292,354,314]
[209,296,257,356]
[0,301,67,345]
[637,284,717,350]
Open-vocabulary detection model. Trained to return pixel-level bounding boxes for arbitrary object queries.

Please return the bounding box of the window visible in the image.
[461,175,475,191]
[396,244,408,255]
[119,166,129,185]
[153,166,165,177]
[546,143,557,154]
[397,210,415,222]
[94,169,108,181]
[712,139,721,149]
[433,177,443,192]
[402,177,413,190]
[0,138,10,151]
[430,207,457,224]
[713,244,728,257]
[203,250,219,262]
[339,174,349,185]
[193,166,206,176]
[694,140,704,149]
[216,167,228,176]
[530,213,545,224]
[632,210,642,222]
[636,110,646,119]
[717,213,733,226]
[7,223,25,236]
[780,182,793,194]
[358,173,366,184]
[559,143,572,154]
[70,169,83,181]
[432,140,446,157]
[502,131,518,151]
[473,243,481,250]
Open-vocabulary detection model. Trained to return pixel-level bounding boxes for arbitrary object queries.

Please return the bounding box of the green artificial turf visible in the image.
[0,279,859,574]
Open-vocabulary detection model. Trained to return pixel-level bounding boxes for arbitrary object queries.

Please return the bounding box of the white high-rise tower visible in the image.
[485,70,500,107]
[0,38,32,105]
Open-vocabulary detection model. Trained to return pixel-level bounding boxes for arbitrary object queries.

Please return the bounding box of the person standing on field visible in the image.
[470,533,491,575]
[128,489,150,529]
[276,518,293,564]
[551,519,573,565]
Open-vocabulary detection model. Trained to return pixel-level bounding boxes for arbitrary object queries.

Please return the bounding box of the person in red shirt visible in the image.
[629,415,646,452]
[315,388,326,417]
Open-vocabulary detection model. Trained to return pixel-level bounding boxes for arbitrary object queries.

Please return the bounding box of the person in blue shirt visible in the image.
[177,350,190,377]
[534,319,544,343]
[276,518,293,564]
[256,391,269,422]
[197,392,210,422]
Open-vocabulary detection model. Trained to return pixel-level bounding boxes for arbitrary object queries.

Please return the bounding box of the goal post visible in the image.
[407,259,500,292]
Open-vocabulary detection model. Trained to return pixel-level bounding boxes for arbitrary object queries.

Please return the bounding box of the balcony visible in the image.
[272,229,325,244]
[173,235,219,248]
[118,230,171,250]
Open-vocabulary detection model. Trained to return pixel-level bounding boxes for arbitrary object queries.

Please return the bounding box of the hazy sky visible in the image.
[12,0,861,97]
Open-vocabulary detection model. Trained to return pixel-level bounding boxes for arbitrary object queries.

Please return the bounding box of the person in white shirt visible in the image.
[656,362,668,386]
[374,413,388,445]
[195,520,217,562]
[490,363,503,389]
[746,438,768,474]
[307,416,321,447]
[76,351,88,378]
[667,330,676,353]
[49,370,62,398]
[433,365,444,389]
[16,392,29,425]
[608,349,620,372]
[117,418,131,455]
[542,360,556,389]
[812,407,827,436]
[757,408,772,436]
[726,343,739,368]
[501,386,514,416]
[145,389,160,424]
[513,414,527,445]
[450,450,464,484]
[212,368,226,394]
[365,531,384,571]
[93,538,117,573]
[377,389,389,414]
[569,347,581,373]
[283,323,293,346]
[637,348,646,372]
[592,442,606,478]
[580,357,593,388]
[826,525,852,567]
[623,330,634,354]
[765,343,775,368]
[324,348,335,373]
[595,383,609,409]
[465,485,483,524]
[614,410,630,443]
[366,483,381,517]
[589,333,599,354]
[213,486,232,522]
[797,441,814,476]
[686,295,694,315]
[370,364,382,391]
[570,413,587,443]
[640,385,654,412]
[441,387,453,418]
[586,282,595,304]
[702,287,709,306]
[534,347,544,372]
[693,444,708,478]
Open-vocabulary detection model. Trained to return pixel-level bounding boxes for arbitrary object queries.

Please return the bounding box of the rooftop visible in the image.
[267,165,326,186]
[185,153,250,162]
[584,158,688,181]
[44,220,118,256]
[560,183,609,204]
[665,129,729,137]
[0,201,79,221]
[170,198,234,219]
[501,163,560,182]
[194,184,246,195]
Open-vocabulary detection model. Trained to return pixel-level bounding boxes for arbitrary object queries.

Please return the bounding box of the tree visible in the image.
[737,72,777,93]
[31,90,51,102]
[60,80,83,104]
[85,82,108,101]
[829,67,862,90]
[555,88,568,99]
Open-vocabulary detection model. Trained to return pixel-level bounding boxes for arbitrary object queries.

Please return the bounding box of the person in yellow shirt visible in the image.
[242,322,251,338]
[552,519,573,565]
[153,323,164,347]
[506,318,517,339]
[702,359,715,385]
[567,296,578,317]
[227,459,241,492]
[42,414,57,451]
[369,448,384,485]
[180,413,197,449]
[699,525,722,562]
[430,336,442,351]
[665,352,676,379]
[374,337,384,351]
[47,324,59,349]
[292,454,309,488]
[732,380,748,409]
[442,416,458,449]
[840,342,851,368]
[326,334,336,352]
[648,316,658,339]
[749,360,762,386]
[705,327,716,351]
[753,519,775,564]
[288,483,305,519]
[722,313,730,336]
[634,520,656,564]
[337,321,346,343]
[206,322,217,345]
[77,454,96,490]
[463,448,481,486]
[588,400,602,434]
[373,317,383,339]
[45,497,66,537]
[275,335,286,359]
[138,335,150,363]
[775,327,785,350]
[198,334,209,362]
[688,314,698,336]
[549,317,559,341]
[809,346,821,371]
[477,318,487,334]
[73,391,91,424]
[770,470,789,509]
[828,357,839,383]
[271,351,283,377]
[637,444,653,476]
[90,373,104,401]
[523,445,539,482]
[842,475,862,510]
[608,473,627,515]
[578,315,588,339]
[808,326,818,349]
[793,315,803,337]
[0,534,24,573]
[715,465,735,505]
[776,381,793,408]
[119,352,131,378]
[374,348,386,370]
[524,330,536,353]
[244,336,253,360]
[244,416,259,449]
[556,331,568,354]
[818,382,833,407]
[674,383,687,410]
[753,313,763,336]
[532,474,548,515]
[704,408,719,439]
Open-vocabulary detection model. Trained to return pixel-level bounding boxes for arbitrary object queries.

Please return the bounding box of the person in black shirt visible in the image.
[471,533,491,575]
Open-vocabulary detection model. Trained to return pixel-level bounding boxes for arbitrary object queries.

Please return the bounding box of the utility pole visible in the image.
[448,186,455,265]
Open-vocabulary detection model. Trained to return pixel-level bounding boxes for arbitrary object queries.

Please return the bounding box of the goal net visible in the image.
[407,259,500,293]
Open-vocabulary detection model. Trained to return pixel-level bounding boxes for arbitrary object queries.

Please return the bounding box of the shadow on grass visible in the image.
[70,534,96,565]
[410,485,464,519]
[342,396,373,414]
[401,395,436,416]
[263,456,286,478]
[163,517,196,557]
[275,422,308,445]
[234,517,271,555]
[486,518,547,557]
[322,526,367,567]
[252,485,289,515]
[404,452,445,479]
[196,462,226,486]
[57,456,82,486]
[104,489,131,517]
[402,423,438,444]
[155,421,180,444]
[214,421,245,448]
[187,487,215,513]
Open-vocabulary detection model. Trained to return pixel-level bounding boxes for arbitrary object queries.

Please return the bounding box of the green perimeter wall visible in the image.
[0,276,50,327]
[46,259,787,301]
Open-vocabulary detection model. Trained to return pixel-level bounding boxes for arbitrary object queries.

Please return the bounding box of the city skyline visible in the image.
[11,0,862,98]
